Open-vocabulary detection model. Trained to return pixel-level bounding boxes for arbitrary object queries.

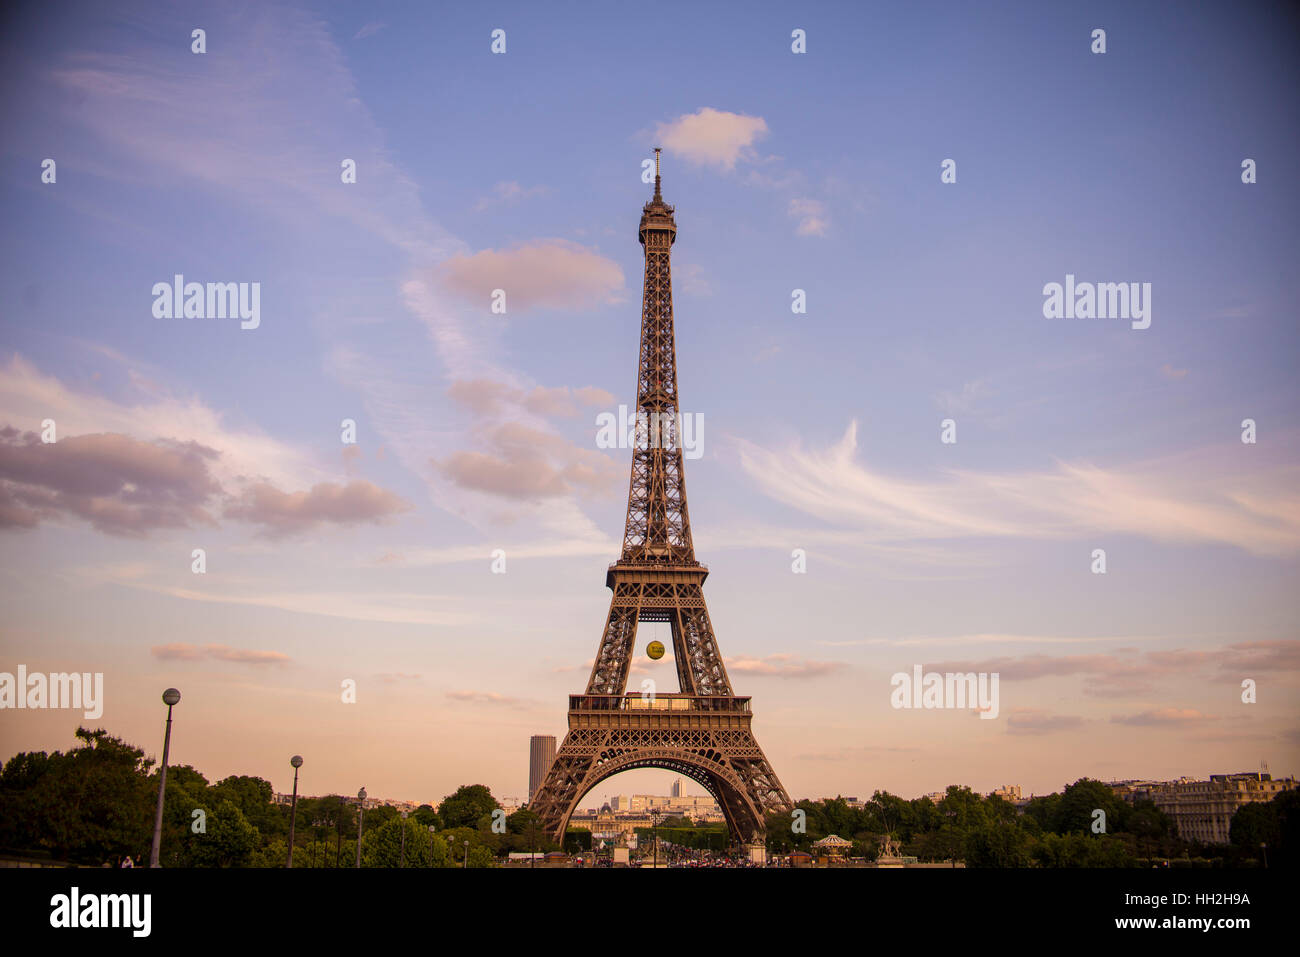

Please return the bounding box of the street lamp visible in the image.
[148,688,181,868]
[311,819,325,869]
[355,787,367,868]
[400,809,409,868]
[286,755,303,868]
[463,839,469,869]
[428,825,437,868]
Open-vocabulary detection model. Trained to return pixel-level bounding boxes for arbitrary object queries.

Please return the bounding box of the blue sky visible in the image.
[1,0,1297,807]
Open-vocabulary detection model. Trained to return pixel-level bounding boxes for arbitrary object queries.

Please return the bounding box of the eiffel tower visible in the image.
[528,151,792,845]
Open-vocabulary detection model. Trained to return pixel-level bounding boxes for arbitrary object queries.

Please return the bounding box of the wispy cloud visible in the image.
[1006,708,1087,735]
[925,640,1300,698]
[473,180,549,211]
[1111,708,1215,726]
[445,690,534,710]
[447,379,612,418]
[935,379,996,417]
[726,654,847,679]
[788,197,829,237]
[735,420,1300,557]
[151,643,290,665]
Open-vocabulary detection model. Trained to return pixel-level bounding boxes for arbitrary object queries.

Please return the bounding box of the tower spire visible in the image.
[654,146,662,199]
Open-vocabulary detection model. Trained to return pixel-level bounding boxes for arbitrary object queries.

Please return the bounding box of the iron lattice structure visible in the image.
[528,155,792,844]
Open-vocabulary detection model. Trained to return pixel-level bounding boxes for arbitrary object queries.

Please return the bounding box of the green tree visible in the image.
[439,785,498,829]
[563,829,593,853]
[443,826,478,864]
[190,799,259,867]
[1056,778,1124,835]
[938,785,991,830]
[213,775,283,839]
[251,838,289,868]
[964,822,1032,867]
[913,826,964,862]
[765,810,796,852]
[158,764,215,867]
[869,791,917,841]
[1230,792,1290,864]
[1023,793,1061,833]
[1272,789,1300,865]
[411,804,441,828]
[361,817,444,867]
[1033,831,1133,867]
[0,728,156,864]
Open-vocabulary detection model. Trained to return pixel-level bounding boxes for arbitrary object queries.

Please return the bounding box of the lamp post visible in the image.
[400,809,409,868]
[428,825,437,867]
[355,787,367,868]
[311,820,323,868]
[463,839,469,869]
[338,806,348,868]
[286,755,303,868]
[148,688,181,868]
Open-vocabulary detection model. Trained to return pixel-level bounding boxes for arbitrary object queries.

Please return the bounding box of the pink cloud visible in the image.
[435,239,623,312]
[0,426,220,536]
[656,107,769,171]
[1111,708,1214,726]
[224,479,412,537]
[726,654,846,679]
[1006,708,1086,736]
[434,423,620,501]
[151,643,289,665]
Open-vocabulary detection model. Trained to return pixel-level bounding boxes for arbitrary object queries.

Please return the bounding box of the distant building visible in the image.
[583,792,723,823]
[989,785,1022,803]
[671,777,683,798]
[628,793,722,820]
[1108,779,1183,804]
[820,796,864,808]
[529,735,557,802]
[272,792,419,812]
[1114,772,1296,845]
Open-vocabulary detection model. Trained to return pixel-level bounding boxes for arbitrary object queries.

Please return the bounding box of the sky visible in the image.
[0,0,1297,811]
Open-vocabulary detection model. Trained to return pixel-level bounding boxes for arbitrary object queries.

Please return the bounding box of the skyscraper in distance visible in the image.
[529,735,557,802]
